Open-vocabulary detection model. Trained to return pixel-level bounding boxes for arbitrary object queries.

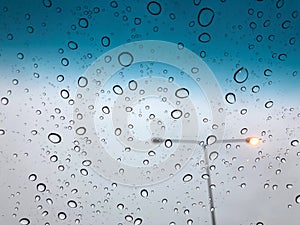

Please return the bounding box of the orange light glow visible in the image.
[246,137,260,146]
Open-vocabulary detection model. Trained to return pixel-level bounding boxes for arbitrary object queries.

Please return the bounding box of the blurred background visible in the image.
[0,0,299,225]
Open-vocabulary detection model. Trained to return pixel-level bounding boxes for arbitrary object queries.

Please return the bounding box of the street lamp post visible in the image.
[152,136,260,225]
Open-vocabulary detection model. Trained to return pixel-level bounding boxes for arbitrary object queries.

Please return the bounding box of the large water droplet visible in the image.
[102,106,110,114]
[1,97,9,105]
[48,133,62,144]
[233,67,248,83]
[295,195,300,204]
[134,218,143,225]
[183,174,193,182]
[198,8,215,27]
[118,52,134,67]
[128,80,138,90]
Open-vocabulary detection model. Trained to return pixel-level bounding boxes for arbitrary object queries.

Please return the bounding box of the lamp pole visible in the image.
[152,136,260,225]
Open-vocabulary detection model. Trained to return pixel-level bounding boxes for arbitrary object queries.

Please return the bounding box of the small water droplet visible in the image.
[48,133,62,144]
[80,168,88,176]
[36,183,46,192]
[171,109,183,119]
[128,80,138,90]
[183,174,193,182]
[206,135,217,145]
[164,139,173,148]
[1,97,9,105]
[140,189,148,198]
[102,106,110,114]
[112,85,123,95]
[225,93,236,104]
[209,151,219,160]
[233,67,248,83]
[295,195,300,204]
[19,218,30,225]
[134,218,143,225]
[28,174,37,181]
[175,88,189,98]
[78,76,88,87]
[58,212,67,220]
[125,215,133,222]
[117,203,124,210]
[76,127,86,135]
[265,101,273,108]
[67,200,77,208]
[291,140,299,147]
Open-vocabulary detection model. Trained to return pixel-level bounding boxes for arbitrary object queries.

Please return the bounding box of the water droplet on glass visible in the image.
[101,36,110,47]
[48,133,62,144]
[67,41,78,50]
[209,151,219,160]
[118,52,134,67]
[171,109,183,119]
[295,195,300,204]
[117,203,124,210]
[102,106,110,114]
[175,88,189,98]
[225,93,236,104]
[164,139,173,148]
[252,85,260,93]
[78,18,88,28]
[36,183,46,192]
[58,212,67,220]
[240,127,248,135]
[28,174,37,181]
[82,160,92,166]
[125,215,133,222]
[134,218,143,225]
[147,1,162,15]
[140,189,148,198]
[19,218,30,225]
[1,97,9,105]
[264,69,272,77]
[76,127,86,135]
[198,8,215,27]
[206,135,217,145]
[60,89,69,99]
[78,76,88,88]
[233,67,248,83]
[291,140,299,147]
[265,101,273,108]
[0,129,5,135]
[183,174,193,182]
[128,80,138,90]
[198,32,211,43]
[114,128,122,136]
[112,85,123,95]
[67,200,77,208]
[80,168,88,176]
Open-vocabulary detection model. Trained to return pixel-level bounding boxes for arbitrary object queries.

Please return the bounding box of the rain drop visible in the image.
[140,189,148,198]
[171,109,183,119]
[206,135,217,145]
[175,88,189,98]
[225,93,236,104]
[76,127,86,135]
[28,174,37,181]
[48,133,62,144]
[78,76,88,88]
[1,97,9,105]
[118,52,134,67]
[128,80,138,90]
[102,106,110,114]
[19,218,30,225]
[36,183,46,192]
[183,174,193,182]
[164,139,173,148]
[295,195,300,204]
[58,212,67,220]
[209,151,219,160]
[291,140,299,147]
[198,8,215,27]
[134,218,143,225]
[67,200,77,208]
[265,101,273,108]
[113,85,123,95]
[233,67,248,83]
[78,18,88,28]
[60,89,69,99]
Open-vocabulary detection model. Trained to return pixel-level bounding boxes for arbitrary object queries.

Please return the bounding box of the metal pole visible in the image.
[202,144,217,225]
